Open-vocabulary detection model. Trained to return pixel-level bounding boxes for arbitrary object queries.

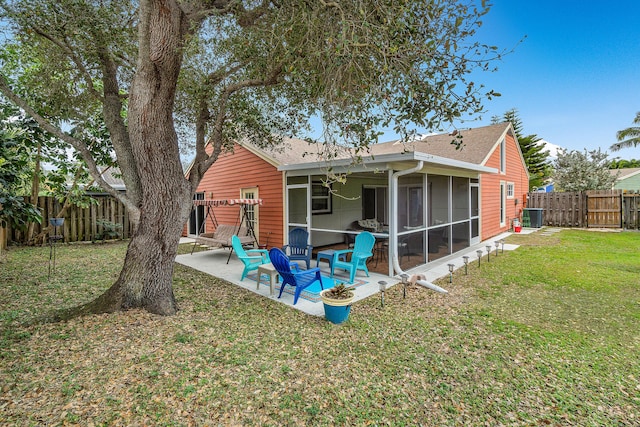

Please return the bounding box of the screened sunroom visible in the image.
[280,152,495,277]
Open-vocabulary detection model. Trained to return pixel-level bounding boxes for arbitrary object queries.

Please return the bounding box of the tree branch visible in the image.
[202,63,284,172]
[189,97,210,190]
[185,62,242,189]
[0,75,139,216]
[236,0,272,28]
[179,0,239,22]
[27,23,103,101]
[95,44,142,206]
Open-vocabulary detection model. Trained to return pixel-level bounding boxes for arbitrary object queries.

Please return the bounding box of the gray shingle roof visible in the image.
[245,122,512,167]
[98,167,126,190]
[609,167,640,180]
[369,122,510,165]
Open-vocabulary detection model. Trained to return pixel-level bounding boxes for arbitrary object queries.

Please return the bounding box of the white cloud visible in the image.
[540,139,562,159]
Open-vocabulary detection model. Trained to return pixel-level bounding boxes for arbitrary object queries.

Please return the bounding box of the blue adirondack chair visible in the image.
[282,227,313,269]
[331,231,375,283]
[269,247,324,305]
[231,235,270,281]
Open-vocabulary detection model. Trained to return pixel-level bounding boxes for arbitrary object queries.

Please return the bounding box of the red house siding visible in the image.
[194,145,285,248]
[480,133,529,240]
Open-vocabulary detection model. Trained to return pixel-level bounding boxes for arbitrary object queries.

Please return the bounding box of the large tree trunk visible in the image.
[111,0,192,315]
[51,1,195,320]
[85,197,191,316]
[53,192,191,319]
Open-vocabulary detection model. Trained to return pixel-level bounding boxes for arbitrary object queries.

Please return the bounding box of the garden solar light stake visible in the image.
[400,274,409,299]
[486,245,492,262]
[476,250,483,266]
[378,281,387,308]
[462,256,469,275]
[495,241,500,256]
[447,264,454,283]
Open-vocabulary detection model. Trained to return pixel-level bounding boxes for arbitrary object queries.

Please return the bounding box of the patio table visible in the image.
[316,249,347,271]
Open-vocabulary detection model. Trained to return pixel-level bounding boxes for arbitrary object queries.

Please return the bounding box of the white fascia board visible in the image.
[413,152,497,174]
[278,151,497,175]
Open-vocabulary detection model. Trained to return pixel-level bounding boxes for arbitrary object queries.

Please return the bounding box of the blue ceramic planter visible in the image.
[320,289,354,324]
[322,303,352,324]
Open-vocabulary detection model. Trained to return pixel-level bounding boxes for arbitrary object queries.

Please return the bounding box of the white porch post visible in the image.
[391,161,424,276]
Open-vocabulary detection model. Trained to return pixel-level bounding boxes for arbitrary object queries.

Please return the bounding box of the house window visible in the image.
[311,181,332,214]
[363,186,388,224]
[500,181,506,226]
[506,182,514,198]
[500,138,506,173]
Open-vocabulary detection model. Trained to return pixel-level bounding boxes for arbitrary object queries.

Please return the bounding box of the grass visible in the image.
[1,229,639,426]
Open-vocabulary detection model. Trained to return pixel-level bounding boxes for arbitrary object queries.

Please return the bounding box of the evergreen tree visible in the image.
[493,109,550,190]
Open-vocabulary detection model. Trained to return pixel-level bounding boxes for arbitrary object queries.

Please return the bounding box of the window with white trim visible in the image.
[500,138,506,173]
[500,181,506,226]
[506,182,514,198]
[311,181,332,214]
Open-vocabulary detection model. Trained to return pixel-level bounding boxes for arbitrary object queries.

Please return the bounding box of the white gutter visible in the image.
[390,161,448,294]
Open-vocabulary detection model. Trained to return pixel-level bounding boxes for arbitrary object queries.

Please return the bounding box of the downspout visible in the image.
[391,161,448,294]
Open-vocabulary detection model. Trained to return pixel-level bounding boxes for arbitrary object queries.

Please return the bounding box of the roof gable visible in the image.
[369,122,512,166]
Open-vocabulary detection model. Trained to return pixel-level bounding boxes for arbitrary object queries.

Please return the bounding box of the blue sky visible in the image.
[372,1,640,161]
[462,1,640,160]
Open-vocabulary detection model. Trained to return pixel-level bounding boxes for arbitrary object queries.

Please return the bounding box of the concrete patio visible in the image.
[175,230,530,316]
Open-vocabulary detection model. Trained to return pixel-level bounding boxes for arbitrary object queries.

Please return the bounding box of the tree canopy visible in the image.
[0,0,505,317]
[610,158,640,169]
[0,102,42,230]
[552,148,617,192]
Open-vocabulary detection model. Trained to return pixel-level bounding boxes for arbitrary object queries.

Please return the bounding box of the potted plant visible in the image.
[320,283,355,324]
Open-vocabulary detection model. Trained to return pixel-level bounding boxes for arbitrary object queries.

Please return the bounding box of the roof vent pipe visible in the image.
[390,161,448,294]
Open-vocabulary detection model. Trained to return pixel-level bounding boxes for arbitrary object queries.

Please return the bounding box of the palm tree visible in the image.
[611,112,640,151]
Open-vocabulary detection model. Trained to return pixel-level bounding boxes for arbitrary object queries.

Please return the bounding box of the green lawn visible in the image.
[1,229,639,426]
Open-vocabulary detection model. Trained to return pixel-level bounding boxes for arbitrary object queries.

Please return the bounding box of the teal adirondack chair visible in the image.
[231,235,270,281]
[331,231,375,283]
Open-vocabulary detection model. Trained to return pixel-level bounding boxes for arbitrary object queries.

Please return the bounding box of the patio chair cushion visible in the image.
[195,224,251,248]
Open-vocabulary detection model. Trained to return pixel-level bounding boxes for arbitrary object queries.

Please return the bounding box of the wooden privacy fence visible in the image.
[623,192,640,229]
[0,226,6,254]
[587,190,623,228]
[527,191,586,227]
[526,190,640,229]
[6,195,133,244]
